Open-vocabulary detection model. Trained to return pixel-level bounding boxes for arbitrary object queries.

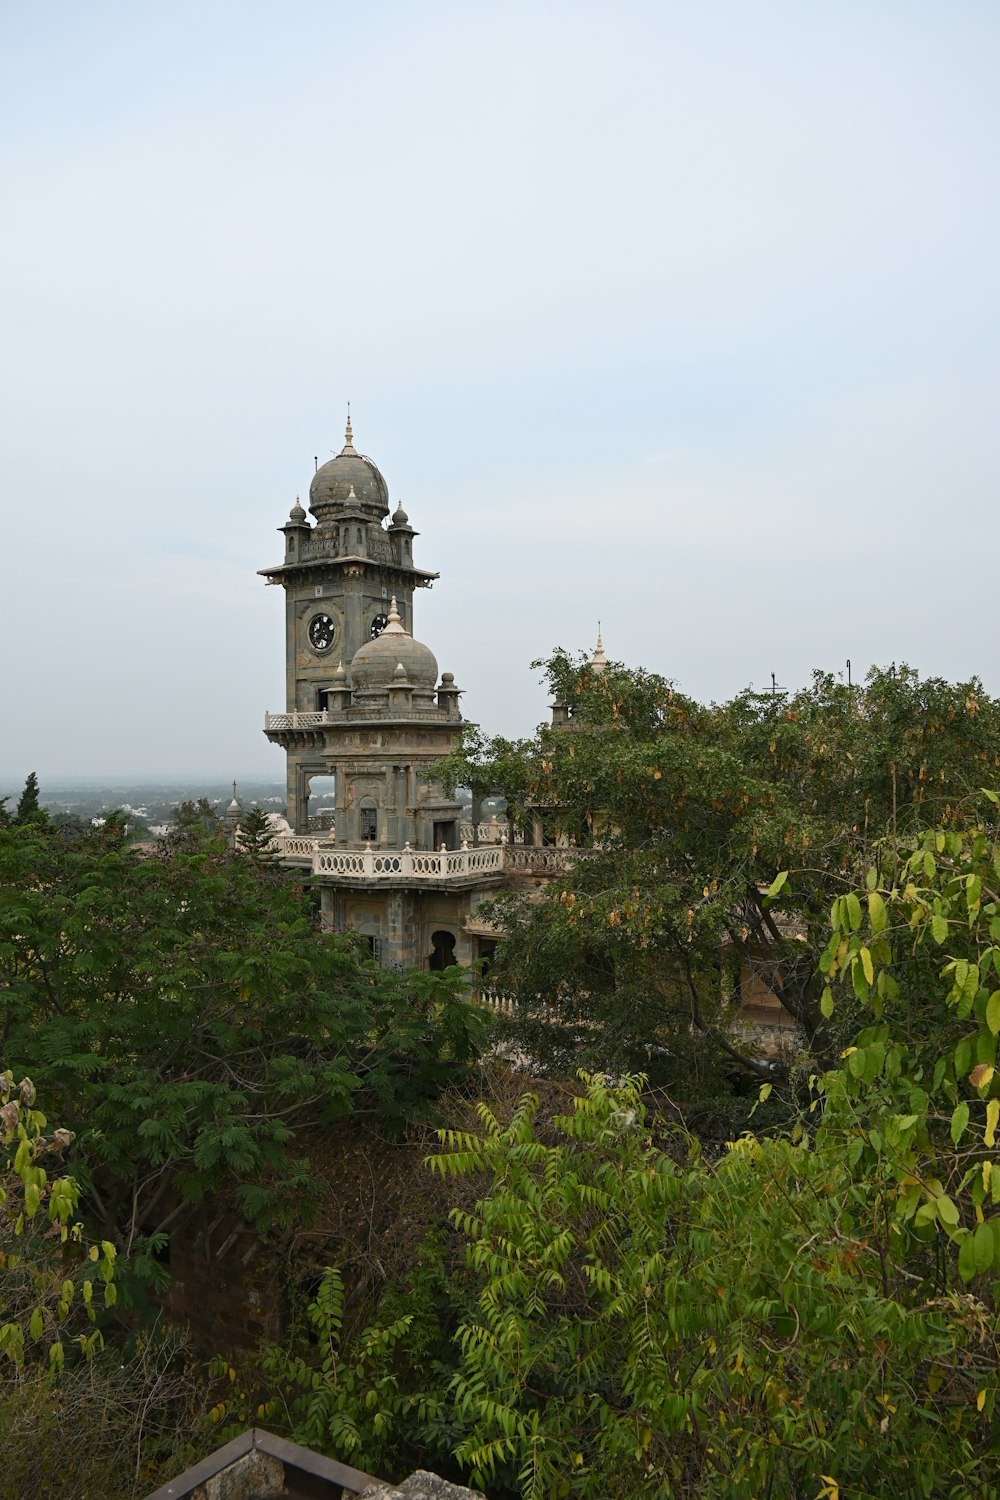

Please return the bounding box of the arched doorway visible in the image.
[428,930,457,971]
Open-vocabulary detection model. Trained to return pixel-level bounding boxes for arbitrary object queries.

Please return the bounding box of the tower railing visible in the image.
[313,842,507,881]
[264,710,330,730]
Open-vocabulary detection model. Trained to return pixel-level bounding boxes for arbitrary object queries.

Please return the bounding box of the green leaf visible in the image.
[820,985,834,1020]
[987,992,1000,1037]
[950,1101,970,1146]
[852,957,870,1002]
[845,892,862,933]
[973,1222,995,1273]
[958,1232,977,1283]
[936,1195,960,1228]
[860,946,874,986]
[766,871,788,899]
[868,891,887,934]
[931,914,948,945]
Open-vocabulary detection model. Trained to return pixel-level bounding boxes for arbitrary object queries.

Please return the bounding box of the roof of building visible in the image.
[349,597,439,692]
[144,1426,382,1499]
[309,415,390,519]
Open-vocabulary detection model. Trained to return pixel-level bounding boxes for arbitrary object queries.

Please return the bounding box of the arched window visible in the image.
[429,930,457,971]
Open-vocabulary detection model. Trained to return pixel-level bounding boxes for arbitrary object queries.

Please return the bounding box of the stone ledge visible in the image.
[359,1473,483,1500]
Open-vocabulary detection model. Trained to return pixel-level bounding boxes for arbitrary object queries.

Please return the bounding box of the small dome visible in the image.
[391,500,409,526]
[288,496,306,523]
[393,662,409,680]
[349,598,438,691]
[309,416,389,520]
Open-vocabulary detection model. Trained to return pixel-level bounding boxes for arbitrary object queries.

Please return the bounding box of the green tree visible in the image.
[1,1070,117,1372]
[437,653,1000,1080]
[13,771,42,825]
[0,817,486,1257]
[169,796,221,837]
[238,805,279,864]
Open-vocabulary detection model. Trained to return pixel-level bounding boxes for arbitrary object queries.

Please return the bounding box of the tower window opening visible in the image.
[360,806,378,842]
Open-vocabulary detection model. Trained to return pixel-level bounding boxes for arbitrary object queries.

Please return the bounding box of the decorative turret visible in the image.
[437,670,462,717]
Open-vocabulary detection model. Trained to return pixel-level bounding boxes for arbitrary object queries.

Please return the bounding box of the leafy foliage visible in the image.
[430,1072,999,1499]
[208,1226,467,1481]
[816,799,1000,1287]
[0,817,486,1255]
[0,1070,117,1372]
[438,653,1000,1081]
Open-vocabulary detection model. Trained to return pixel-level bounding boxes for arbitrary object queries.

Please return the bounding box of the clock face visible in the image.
[308,613,336,652]
[370,613,388,640]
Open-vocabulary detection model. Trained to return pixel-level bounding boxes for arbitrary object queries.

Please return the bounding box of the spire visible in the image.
[591,626,607,674]
[382,596,407,636]
[227,780,242,813]
[341,406,358,456]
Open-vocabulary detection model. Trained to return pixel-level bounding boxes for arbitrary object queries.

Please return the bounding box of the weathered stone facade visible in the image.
[260,419,505,972]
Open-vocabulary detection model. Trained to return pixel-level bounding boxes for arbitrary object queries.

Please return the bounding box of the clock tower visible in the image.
[259,416,457,837]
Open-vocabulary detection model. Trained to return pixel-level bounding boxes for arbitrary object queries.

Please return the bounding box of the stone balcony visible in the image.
[274,836,574,883]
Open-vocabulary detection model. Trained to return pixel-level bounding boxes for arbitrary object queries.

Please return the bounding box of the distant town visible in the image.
[0,779,287,838]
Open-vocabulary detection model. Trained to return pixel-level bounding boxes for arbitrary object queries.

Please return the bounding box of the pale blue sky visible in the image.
[2,1,998,777]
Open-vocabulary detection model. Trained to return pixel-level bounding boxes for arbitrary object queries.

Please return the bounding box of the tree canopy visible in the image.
[0,816,486,1257]
[437,652,1000,1083]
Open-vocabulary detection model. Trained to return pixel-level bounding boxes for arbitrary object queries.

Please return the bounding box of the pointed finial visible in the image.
[591,626,607,674]
[341,405,358,456]
[382,596,406,635]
